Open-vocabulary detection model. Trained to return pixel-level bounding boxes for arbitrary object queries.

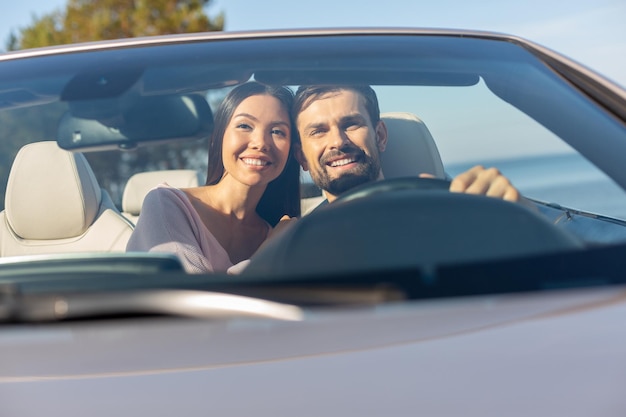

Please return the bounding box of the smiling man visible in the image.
[293,84,522,205]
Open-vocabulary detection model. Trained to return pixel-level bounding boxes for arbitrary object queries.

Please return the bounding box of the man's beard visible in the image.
[310,147,381,197]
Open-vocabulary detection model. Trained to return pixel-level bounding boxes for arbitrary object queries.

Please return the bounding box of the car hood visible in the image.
[1,286,625,416]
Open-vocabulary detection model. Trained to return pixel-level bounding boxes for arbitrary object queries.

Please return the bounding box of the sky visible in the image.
[1,0,625,87]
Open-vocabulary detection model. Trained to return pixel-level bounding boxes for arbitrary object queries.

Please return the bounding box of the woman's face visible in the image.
[221,94,291,188]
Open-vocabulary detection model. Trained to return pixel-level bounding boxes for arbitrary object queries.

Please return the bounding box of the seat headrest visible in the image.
[5,141,102,240]
[122,170,202,216]
[380,112,446,179]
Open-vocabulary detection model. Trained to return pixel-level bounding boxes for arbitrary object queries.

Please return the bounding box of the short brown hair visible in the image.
[293,85,381,139]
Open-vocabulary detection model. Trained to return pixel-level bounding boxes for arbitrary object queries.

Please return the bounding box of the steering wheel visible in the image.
[334,176,452,204]
[245,174,583,279]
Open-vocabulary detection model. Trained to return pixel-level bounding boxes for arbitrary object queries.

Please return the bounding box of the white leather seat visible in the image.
[301,111,446,213]
[0,141,134,257]
[380,111,446,179]
[122,169,202,223]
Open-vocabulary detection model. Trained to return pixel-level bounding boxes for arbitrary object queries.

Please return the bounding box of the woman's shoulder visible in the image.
[145,183,190,199]
[142,184,197,212]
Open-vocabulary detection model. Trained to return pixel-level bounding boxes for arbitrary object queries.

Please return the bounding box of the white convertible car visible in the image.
[0,28,625,416]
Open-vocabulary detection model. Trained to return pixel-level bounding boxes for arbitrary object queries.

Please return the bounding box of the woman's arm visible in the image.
[126,187,221,273]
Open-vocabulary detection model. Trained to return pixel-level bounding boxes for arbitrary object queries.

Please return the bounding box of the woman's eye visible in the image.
[271,129,287,137]
[236,123,252,130]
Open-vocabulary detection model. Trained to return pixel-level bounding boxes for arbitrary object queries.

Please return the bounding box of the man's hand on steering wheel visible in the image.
[422,165,521,203]
[336,165,527,207]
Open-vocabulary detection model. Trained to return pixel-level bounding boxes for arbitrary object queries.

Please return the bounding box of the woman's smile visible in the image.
[221,94,291,187]
[241,156,272,168]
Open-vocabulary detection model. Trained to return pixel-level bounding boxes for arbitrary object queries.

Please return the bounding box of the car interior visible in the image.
[121,169,203,223]
[83,108,449,225]
[2,79,626,279]
[0,102,453,260]
[0,141,133,257]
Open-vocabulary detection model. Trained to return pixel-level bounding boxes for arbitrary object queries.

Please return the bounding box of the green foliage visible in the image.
[10,0,223,50]
[17,12,68,50]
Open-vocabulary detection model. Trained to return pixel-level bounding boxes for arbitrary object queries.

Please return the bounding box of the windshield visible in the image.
[1,32,626,307]
[2,35,625,214]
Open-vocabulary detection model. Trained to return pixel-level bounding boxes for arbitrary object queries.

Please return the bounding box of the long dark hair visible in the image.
[205,82,300,226]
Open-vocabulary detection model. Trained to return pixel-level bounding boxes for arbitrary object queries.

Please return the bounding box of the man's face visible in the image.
[295,89,387,202]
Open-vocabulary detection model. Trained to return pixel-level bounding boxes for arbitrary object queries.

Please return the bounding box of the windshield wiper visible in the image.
[0,288,303,323]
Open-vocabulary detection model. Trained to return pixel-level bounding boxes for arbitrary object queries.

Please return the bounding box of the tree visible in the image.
[10,0,223,50]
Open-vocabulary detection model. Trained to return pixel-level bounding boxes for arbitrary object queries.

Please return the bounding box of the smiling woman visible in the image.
[125,82,301,273]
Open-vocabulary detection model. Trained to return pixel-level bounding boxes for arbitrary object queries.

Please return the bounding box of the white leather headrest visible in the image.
[122,170,201,215]
[380,112,446,179]
[5,141,101,240]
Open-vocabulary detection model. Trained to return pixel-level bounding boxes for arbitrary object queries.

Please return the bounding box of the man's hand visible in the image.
[267,215,298,240]
[256,215,298,252]
[229,216,298,275]
[449,165,520,202]
[421,165,521,202]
